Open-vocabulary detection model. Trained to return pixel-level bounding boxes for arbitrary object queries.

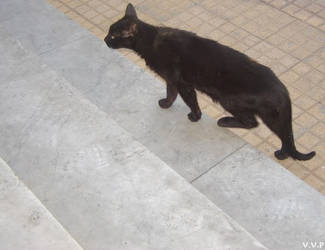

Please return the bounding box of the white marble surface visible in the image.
[0,158,83,250]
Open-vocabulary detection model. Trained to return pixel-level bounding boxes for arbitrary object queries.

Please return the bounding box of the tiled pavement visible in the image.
[47,0,325,195]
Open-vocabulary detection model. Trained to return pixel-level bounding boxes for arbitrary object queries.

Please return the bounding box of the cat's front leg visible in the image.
[177,85,201,122]
[159,82,178,109]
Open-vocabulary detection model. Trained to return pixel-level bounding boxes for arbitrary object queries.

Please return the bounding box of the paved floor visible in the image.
[48,0,325,194]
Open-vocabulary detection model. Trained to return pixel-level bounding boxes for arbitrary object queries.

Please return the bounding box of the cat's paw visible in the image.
[159,98,173,109]
[274,150,289,160]
[187,111,201,122]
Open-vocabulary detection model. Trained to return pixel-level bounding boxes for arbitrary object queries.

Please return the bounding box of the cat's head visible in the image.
[104,3,138,49]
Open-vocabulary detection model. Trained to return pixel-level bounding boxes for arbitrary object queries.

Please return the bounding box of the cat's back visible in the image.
[152,26,280,94]
[154,27,196,53]
[153,27,226,74]
[154,27,268,72]
[154,27,221,57]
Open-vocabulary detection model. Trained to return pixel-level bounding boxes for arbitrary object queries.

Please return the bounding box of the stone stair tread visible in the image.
[0,158,83,250]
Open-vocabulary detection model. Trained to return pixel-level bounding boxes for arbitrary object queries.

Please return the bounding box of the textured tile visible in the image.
[289,163,310,179]
[307,15,324,26]
[254,124,273,139]
[294,9,313,20]
[83,9,98,19]
[267,134,281,148]
[292,61,312,75]
[202,105,223,119]
[297,132,320,148]
[270,0,287,8]
[305,175,325,191]
[301,154,325,171]
[309,103,325,121]
[292,104,304,118]
[295,95,317,110]
[243,133,263,146]
[314,166,325,182]
[280,54,299,68]
[295,112,318,128]
[280,70,300,84]
[306,3,323,13]
[282,4,300,15]
[314,143,325,159]
[311,122,325,139]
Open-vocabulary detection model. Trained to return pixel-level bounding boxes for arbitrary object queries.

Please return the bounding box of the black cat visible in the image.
[104,3,315,161]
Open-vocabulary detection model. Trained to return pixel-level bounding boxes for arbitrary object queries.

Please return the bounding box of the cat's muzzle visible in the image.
[104,35,113,48]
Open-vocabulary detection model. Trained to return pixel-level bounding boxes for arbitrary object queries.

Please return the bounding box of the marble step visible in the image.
[0,157,83,250]
[0,27,266,249]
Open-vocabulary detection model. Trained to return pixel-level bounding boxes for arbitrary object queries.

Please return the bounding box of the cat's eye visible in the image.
[111,33,122,39]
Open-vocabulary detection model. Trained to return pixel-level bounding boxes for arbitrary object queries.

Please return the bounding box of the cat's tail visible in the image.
[284,98,316,161]
[274,124,316,161]
[280,97,316,161]
[289,148,316,161]
[262,89,316,161]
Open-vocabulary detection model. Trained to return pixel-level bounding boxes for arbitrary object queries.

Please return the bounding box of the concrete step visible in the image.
[0,25,266,249]
[0,157,83,250]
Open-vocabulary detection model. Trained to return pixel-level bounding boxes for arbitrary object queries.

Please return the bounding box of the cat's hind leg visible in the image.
[218,97,258,129]
[217,112,258,129]
[159,82,178,109]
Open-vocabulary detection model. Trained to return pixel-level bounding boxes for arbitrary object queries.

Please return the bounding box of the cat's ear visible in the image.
[125,3,137,18]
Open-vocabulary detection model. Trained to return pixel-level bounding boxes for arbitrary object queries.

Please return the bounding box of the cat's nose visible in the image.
[104,35,111,48]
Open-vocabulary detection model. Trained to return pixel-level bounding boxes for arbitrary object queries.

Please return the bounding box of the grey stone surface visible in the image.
[0,158,83,250]
[0,25,266,249]
[193,144,325,250]
[0,0,88,54]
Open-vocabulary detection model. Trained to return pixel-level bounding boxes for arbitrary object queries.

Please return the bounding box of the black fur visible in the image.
[104,3,316,161]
